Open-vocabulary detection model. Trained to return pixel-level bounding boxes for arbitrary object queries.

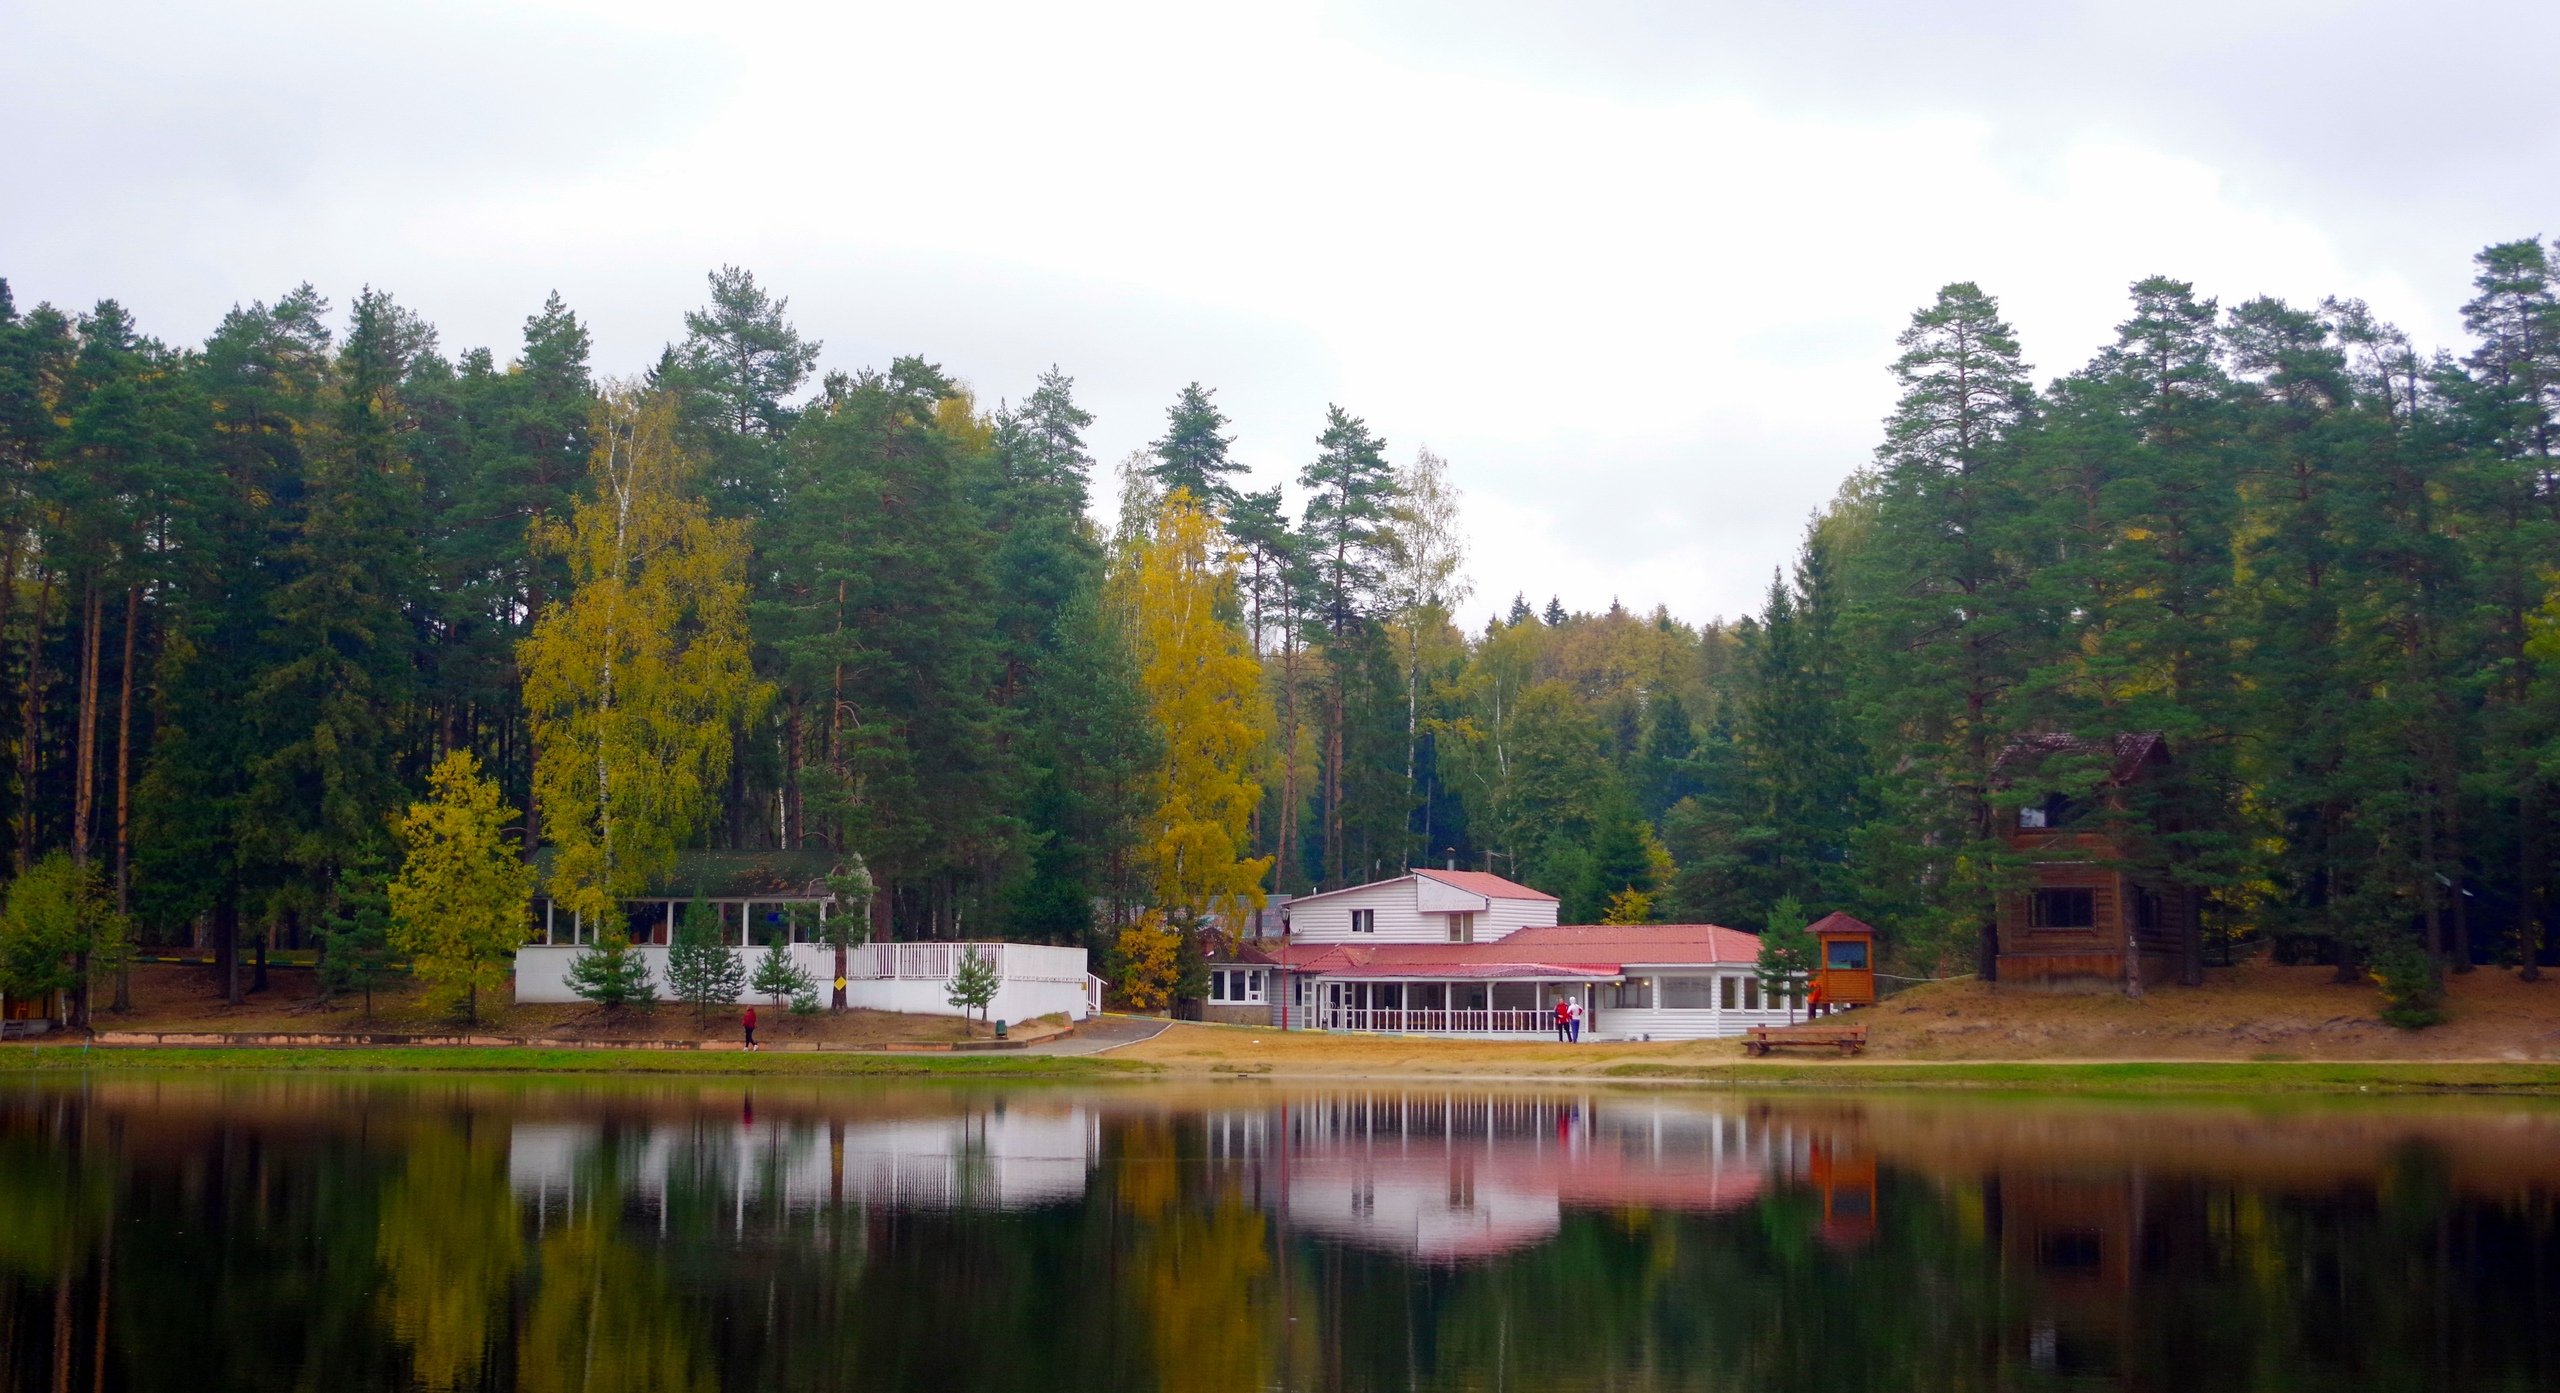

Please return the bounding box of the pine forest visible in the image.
[2,242,2557,1007]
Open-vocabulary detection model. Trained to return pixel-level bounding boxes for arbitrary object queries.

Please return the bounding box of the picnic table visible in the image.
[1742,1024,1868,1057]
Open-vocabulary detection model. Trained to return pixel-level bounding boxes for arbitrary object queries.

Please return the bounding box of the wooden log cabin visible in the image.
[1993,732,2194,992]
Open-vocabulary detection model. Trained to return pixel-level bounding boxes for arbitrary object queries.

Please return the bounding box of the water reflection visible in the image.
[0,1079,2555,1391]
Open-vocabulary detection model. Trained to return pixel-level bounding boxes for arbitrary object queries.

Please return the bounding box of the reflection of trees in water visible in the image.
[376,1127,521,1391]
[518,1223,716,1393]
[0,1088,2556,1391]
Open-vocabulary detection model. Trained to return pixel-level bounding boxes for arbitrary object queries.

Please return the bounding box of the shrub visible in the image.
[2369,937,2446,1030]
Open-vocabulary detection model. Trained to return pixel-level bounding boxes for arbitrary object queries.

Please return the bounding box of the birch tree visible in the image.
[520,388,767,928]
[1116,489,1272,939]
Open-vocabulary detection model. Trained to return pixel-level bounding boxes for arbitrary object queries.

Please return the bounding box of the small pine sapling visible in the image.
[319,852,399,1020]
[565,930,656,1009]
[750,933,815,1011]
[1755,894,1818,1023]
[946,945,1000,1023]
[666,894,746,1026]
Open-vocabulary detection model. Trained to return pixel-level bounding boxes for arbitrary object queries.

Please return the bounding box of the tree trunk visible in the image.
[72,585,101,868]
[2523,785,2543,983]
[217,896,240,1005]
[112,587,137,1012]
[250,929,268,994]
[16,570,54,872]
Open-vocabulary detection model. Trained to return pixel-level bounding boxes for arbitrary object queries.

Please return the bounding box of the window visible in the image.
[1607,978,1651,1009]
[1446,912,1475,943]
[1825,940,1869,970]
[1211,970,1265,1004]
[1351,908,1376,934]
[1719,976,1739,1010]
[1743,977,1762,1010]
[2030,888,2098,929]
[2018,793,2075,830]
[1661,977,1714,1009]
[2131,884,2161,931]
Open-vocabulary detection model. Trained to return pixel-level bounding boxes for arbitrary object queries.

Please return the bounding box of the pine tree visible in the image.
[1755,894,1816,1022]
[1298,406,1401,885]
[317,850,397,1018]
[245,288,430,906]
[1850,282,2039,978]
[665,894,744,1024]
[563,929,656,1010]
[750,933,813,1010]
[1148,382,1244,513]
[944,944,999,1023]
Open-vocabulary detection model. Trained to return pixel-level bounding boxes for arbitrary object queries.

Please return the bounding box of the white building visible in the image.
[1207,869,1813,1040]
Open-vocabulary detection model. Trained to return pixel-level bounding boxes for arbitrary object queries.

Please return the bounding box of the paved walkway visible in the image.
[1021,1014,1170,1056]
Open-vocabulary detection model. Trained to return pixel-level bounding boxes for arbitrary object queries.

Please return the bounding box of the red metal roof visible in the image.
[1245,924,1759,975]
[1493,923,1762,965]
[1805,911,1874,939]
[1411,867,1559,902]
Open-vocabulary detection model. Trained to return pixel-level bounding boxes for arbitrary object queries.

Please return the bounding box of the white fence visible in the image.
[846,942,1091,985]
[514,940,1091,1022]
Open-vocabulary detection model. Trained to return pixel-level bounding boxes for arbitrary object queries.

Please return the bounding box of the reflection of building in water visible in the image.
[507,1105,1100,1221]
[1992,1170,2146,1381]
[1204,1094,1798,1262]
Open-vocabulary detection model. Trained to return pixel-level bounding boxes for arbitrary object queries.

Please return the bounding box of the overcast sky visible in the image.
[6,0,2554,625]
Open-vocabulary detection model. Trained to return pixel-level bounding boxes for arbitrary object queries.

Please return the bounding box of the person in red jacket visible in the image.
[742,1005,758,1051]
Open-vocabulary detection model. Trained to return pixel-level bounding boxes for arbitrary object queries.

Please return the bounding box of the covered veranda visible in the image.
[1302,965,1614,1035]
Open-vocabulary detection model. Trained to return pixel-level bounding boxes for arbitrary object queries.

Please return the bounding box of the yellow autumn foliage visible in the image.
[376,1129,521,1393]
[1114,909,1182,1011]
[387,751,536,1020]
[519,388,769,924]
[1116,489,1272,932]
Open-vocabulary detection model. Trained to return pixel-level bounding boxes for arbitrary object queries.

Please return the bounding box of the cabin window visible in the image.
[1660,977,1713,1008]
[1351,909,1376,934]
[1446,912,1475,943]
[2030,887,2097,929]
[1719,976,1739,1010]
[1742,978,1763,1010]
[1826,941,1869,970]
[1607,978,1651,1008]
[2017,794,2074,830]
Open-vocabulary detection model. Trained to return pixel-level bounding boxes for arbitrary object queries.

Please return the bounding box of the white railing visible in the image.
[1086,974,1108,1015]
[1319,1006,1556,1034]
[841,941,1088,983]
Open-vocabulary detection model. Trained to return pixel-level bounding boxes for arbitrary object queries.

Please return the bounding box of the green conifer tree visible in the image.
[665,895,746,1025]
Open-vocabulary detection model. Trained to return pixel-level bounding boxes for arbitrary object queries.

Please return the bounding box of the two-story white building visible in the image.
[1202,867,1812,1040]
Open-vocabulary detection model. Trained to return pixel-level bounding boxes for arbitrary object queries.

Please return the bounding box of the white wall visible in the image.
[1291,877,1560,944]
[1288,879,1431,942]
[1475,897,1559,941]
[512,943,1091,1023]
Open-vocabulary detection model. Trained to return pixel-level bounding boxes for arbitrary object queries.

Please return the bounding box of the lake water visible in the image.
[0,1076,2554,1391]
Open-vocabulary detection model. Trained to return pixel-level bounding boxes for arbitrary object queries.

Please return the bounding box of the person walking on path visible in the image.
[1552,997,1570,1043]
[742,1005,758,1051]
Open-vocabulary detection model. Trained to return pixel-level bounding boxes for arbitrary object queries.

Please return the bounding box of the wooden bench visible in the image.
[1742,1024,1867,1057]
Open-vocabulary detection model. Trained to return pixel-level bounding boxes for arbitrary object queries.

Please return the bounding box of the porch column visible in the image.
[664,900,675,946]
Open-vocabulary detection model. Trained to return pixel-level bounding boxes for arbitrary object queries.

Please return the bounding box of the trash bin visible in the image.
[994,1019,1008,1039]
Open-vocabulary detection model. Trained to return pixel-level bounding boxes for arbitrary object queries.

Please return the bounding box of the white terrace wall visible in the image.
[513,940,1092,1023]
